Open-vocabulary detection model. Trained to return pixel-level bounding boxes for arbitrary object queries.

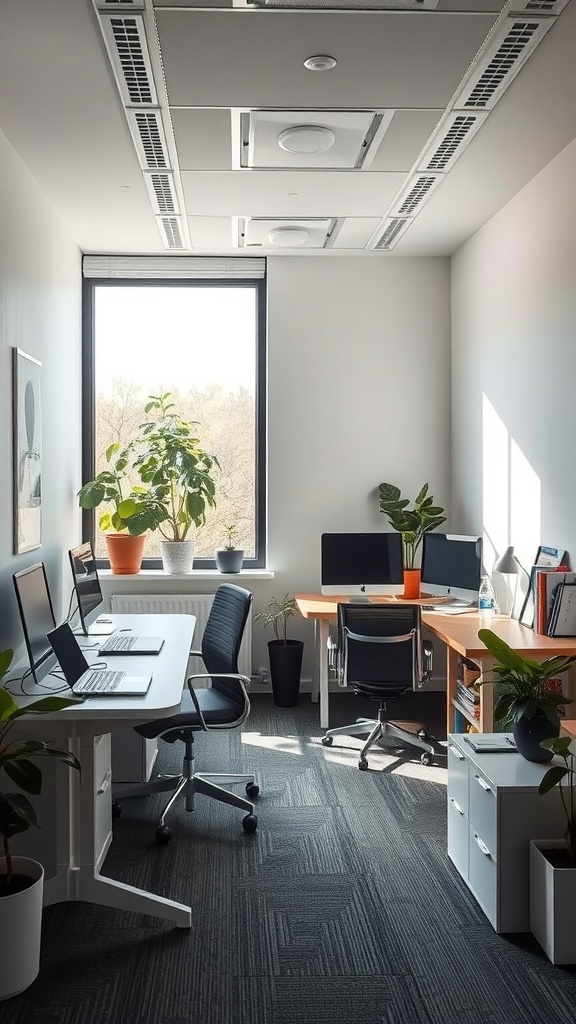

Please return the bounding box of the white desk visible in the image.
[17,613,195,929]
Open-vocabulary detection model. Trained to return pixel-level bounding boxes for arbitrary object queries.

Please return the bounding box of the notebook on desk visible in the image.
[98,634,164,655]
[47,623,152,696]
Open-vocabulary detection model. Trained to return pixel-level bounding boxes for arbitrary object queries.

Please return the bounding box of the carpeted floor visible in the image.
[4,691,576,1024]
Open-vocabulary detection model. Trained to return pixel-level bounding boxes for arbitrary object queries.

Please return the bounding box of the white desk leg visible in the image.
[318,619,330,730]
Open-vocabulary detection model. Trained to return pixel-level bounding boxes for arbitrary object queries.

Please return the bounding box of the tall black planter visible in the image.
[512,710,559,763]
[268,639,303,708]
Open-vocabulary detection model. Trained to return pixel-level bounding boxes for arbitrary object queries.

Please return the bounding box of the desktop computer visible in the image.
[12,562,58,683]
[69,542,116,635]
[421,533,482,605]
[321,532,404,596]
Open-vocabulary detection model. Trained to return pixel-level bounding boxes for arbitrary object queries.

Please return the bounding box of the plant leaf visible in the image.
[538,765,569,796]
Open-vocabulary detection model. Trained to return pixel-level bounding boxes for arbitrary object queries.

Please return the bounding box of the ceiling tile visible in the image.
[245,109,383,169]
[370,110,443,171]
[172,109,232,170]
[188,217,235,248]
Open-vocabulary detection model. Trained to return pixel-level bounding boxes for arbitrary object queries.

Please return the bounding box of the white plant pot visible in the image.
[0,857,44,1000]
[530,839,576,964]
[161,540,194,574]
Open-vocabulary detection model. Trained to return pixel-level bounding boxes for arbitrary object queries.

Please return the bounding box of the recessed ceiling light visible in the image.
[268,226,309,248]
[304,55,337,71]
[278,125,335,154]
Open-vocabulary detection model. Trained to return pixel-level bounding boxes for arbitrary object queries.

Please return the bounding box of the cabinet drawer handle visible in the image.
[449,744,465,761]
[450,797,465,816]
[474,774,492,793]
[473,833,491,857]
[97,769,112,795]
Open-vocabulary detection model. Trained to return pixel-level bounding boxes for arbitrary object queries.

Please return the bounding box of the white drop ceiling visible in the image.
[0,0,574,257]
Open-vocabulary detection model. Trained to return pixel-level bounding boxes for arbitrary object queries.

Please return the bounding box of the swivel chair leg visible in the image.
[358,721,384,770]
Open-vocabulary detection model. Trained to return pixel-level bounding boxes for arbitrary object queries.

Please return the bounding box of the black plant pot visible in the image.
[214,548,244,574]
[512,710,559,763]
[268,639,303,708]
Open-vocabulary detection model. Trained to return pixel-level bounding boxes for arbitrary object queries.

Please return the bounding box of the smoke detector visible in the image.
[303,55,337,71]
[278,125,336,154]
[268,226,310,247]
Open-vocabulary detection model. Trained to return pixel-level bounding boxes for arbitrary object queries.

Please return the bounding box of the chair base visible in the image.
[322,710,437,769]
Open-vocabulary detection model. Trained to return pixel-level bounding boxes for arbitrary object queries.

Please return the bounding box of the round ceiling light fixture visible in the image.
[304,54,337,71]
[278,125,335,154]
[268,226,309,248]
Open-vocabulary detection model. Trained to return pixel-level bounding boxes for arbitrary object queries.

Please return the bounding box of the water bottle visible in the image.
[478,575,495,618]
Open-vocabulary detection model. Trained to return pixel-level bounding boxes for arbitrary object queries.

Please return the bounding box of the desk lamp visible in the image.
[493,546,523,617]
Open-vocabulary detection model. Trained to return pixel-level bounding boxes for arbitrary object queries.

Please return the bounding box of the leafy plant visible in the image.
[0,650,80,888]
[254,594,298,642]
[78,441,168,536]
[222,524,238,551]
[477,628,576,726]
[132,393,219,542]
[378,482,446,569]
[538,735,576,865]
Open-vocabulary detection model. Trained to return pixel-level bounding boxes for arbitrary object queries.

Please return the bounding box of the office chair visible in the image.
[117,583,258,844]
[321,603,437,770]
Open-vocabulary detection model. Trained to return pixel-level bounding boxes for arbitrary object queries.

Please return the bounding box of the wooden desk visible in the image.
[295,594,576,732]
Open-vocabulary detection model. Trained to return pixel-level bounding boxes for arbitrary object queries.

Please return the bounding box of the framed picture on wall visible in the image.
[12,348,43,554]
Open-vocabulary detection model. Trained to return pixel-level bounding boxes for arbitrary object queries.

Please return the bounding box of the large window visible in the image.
[82,266,266,568]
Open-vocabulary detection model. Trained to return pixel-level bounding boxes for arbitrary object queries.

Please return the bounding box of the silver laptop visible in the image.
[98,633,164,655]
[47,622,152,696]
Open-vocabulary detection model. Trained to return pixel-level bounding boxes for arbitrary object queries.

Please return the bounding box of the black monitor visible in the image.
[68,542,105,635]
[421,533,483,603]
[13,562,57,682]
[321,532,404,596]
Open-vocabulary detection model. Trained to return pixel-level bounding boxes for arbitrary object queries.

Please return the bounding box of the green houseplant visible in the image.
[254,595,303,708]
[378,482,446,597]
[78,441,167,574]
[132,393,219,574]
[215,524,244,575]
[0,649,80,998]
[477,627,576,762]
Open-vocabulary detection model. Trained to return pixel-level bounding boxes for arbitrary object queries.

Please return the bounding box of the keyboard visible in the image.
[75,670,124,693]
[101,635,137,652]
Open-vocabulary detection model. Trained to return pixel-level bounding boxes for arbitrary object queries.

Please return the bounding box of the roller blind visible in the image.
[82,256,266,280]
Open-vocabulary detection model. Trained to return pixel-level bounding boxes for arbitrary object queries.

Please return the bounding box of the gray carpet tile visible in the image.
[3,691,576,1024]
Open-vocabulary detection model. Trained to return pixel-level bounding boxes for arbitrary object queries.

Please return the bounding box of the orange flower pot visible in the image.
[105,533,146,575]
[403,568,421,599]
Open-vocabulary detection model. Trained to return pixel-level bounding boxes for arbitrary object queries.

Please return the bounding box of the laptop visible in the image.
[68,543,116,636]
[47,622,152,696]
[98,633,164,655]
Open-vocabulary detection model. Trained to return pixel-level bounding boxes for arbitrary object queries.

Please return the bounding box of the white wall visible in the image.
[451,138,576,602]
[0,127,82,658]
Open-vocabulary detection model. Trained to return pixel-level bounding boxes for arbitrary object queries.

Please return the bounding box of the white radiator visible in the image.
[110,593,253,679]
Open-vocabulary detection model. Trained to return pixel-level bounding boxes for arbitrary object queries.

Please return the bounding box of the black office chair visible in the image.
[119,583,258,844]
[321,603,437,770]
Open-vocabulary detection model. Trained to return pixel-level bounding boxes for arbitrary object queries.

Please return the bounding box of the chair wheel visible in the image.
[322,735,333,746]
[420,752,434,767]
[112,800,122,819]
[242,814,258,833]
[245,783,259,799]
[358,757,369,771]
[155,825,172,845]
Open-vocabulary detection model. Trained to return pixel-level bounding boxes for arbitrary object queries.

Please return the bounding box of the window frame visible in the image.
[81,275,267,570]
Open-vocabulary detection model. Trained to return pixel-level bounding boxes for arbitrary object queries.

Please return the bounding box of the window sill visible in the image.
[98,569,274,583]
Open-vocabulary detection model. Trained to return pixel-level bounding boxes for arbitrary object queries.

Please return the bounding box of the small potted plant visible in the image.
[215,524,244,574]
[78,441,167,574]
[378,482,446,597]
[530,734,576,963]
[132,393,219,574]
[0,649,80,999]
[477,627,576,762]
[254,594,303,707]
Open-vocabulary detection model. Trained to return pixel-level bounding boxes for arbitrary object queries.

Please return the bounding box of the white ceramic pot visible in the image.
[530,839,576,964]
[161,540,194,574]
[0,857,44,1000]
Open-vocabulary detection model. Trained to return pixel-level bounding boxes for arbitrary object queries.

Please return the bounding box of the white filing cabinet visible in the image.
[447,733,566,933]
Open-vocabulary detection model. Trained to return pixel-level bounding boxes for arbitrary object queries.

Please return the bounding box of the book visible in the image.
[464,734,517,753]
[548,582,576,637]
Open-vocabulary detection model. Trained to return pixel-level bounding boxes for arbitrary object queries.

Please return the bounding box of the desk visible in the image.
[16,613,195,928]
[295,595,576,732]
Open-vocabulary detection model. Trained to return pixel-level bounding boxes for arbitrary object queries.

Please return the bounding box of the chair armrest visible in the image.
[422,640,434,683]
[186,672,252,730]
[186,680,209,731]
[327,635,338,674]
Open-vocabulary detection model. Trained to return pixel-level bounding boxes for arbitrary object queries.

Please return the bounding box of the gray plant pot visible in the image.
[530,839,576,964]
[215,548,244,574]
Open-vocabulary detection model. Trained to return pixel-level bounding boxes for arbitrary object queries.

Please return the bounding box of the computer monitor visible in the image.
[321,532,404,596]
[13,562,57,683]
[68,542,107,635]
[421,533,483,604]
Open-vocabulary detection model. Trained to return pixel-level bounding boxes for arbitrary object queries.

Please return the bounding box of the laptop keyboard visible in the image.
[76,670,124,693]
[102,635,137,652]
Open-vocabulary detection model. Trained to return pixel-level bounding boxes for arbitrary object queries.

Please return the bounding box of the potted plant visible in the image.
[132,393,218,574]
[477,627,576,762]
[0,649,80,999]
[530,734,576,963]
[378,482,446,597]
[78,441,167,574]
[215,524,244,574]
[254,594,303,707]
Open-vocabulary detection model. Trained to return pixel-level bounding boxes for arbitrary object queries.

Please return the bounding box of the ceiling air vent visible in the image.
[454,18,553,112]
[238,0,439,8]
[373,218,411,250]
[127,111,169,170]
[95,0,145,8]
[100,15,157,106]
[419,111,488,174]
[390,174,442,218]
[158,217,184,250]
[144,172,179,215]
[512,1,570,12]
